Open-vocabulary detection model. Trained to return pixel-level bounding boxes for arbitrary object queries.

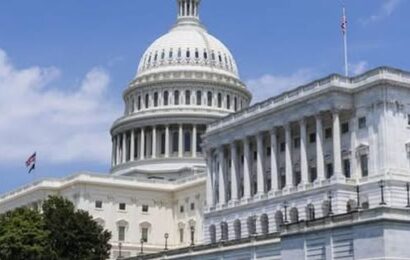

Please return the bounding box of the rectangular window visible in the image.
[309,167,317,183]
[118,226,125,241]
[142,205,149,213]
[326,163,333,179]
[325,128,332,139]
[294,138,300,149]
[408,114,410,125]
[141,228,148,243]
[180,205,184,213]
[358,117,367,129]
[190,203,195,211]
[341,122,349,134]
[266,146,271,156]
[280,142,286,152]
[95,200,102,209]
[119,203,126,211]
[360,154,369,177]
[294,171,301,186]
[253,151,257,160]
[309,133,316,143]
[343,159,351,178]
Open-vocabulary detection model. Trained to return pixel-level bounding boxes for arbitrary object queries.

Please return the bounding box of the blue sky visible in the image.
[0,0,409,194]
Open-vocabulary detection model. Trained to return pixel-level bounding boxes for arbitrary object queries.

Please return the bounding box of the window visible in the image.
[234,97,238,111]
[358,117,367,129]
[325,127,332,139]
[266,147,271,156]
[341,122,349,134]
[253,151,257,160]
[343,159,351,178]
[172,132,179,153]
[294,138,300,149]
[190,203,195,210]
[408,114,410,125]
[145,94,149,108]
[161,50,165,60]
[280,142,285,152]
[180,205,184,213]
[118,226,126,241]
[211,51,216,61]
[207,91,213,106]
[141,228,148,243]
[326,163,333,179]
[309,133,316,143]
[119,203,126,211]
[360,154,369,177]
[217,93,222,108]
[196,91,202,105]
[186,49,190,58]
[153,92,158,107]
[142,205,149,213]
[179,228,184,243]
[178,48,182,58]
[163,91,169,106]
[185,90,191,105]
[184,131,191,152]
[174,90,180,105]
[95,200,102,209]
[226,95,231,109]
[169,49,173,58]
[309,167,317,183]
[294,171,301,186]
[203,50,208,60]
[137,96,141,110]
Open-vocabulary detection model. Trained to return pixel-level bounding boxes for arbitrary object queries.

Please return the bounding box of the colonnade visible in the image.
[207,111,346,207]
[112,124,205,166]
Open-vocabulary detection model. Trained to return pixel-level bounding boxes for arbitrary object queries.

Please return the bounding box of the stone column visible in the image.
[116,135,120,165]
[140,128,145,160]
[243,138,251,199]
[112,137,116,166]
[178,124,183,158]
[256,132,265,194]
[316,115,325,181]
[270,128,278,192]
[165,125,170,158]
[300,119,308,185]
[285,124,293,188]
[230,142,238,201]
[130,129,135,161]
[333,111,343,178]
[218,147,226,205]
[122,132,127,163]
[152,126,157,159]
[192,125,197,158]
[206,151,214,206]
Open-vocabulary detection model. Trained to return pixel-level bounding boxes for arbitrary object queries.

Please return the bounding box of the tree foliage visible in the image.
[0,196,111,260]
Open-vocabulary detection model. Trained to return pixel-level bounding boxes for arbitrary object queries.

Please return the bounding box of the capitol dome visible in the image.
[136,0,239,79]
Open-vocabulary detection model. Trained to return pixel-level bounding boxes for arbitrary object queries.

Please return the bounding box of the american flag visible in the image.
[341,9,347,35]
[25,152,36,173]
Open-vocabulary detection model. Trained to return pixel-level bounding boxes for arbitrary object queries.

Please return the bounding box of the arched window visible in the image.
[275,211,284,231]
[154,52,158,62]
[161,50,165,60]
[290,208,299,223]
[217,93,222,108]
[169,49,173,59]
[346,199,357,213]
[203,50,208,60]
[163,91,169,106]
[207,91,213,107]
[226,95,231,110]
[153,92,158,107]
[209,225,216,244]
[220,222,228,241]
[306,204,315,221]
[184,130,191,153]
[172,132,179,153]
[195,49,199,59]
[247,216,257,236]
[185,90,191,105]
[234,219,241,240]
[174,90,180,105]
[211,51,216,61]
[196,91,202,105]
[260,214,269,235]
[137,96,141,110]
[145,94,149,109]
[186,49,190,58]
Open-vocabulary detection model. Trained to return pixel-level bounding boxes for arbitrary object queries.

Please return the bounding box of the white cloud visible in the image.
[350,61,369,76]
[246,69,317,104]
[361,0,402,25]
[0,49,121,165]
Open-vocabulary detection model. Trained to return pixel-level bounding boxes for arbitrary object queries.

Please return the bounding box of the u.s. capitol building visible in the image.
[1,1,410,259]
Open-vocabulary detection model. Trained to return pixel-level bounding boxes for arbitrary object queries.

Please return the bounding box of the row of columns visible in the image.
[207,111,344,206]
[112,124,204,166]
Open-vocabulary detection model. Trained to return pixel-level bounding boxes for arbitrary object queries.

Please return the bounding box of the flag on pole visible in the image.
[341,8,348,35]
[25,152,36,173]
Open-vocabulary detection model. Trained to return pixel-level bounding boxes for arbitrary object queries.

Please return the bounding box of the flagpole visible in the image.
[343,6,349,77]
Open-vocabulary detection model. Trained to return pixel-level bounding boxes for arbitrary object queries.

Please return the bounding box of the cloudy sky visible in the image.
[0,0,409,193]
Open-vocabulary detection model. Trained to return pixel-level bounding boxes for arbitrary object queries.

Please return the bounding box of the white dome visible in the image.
[136,2,239,79]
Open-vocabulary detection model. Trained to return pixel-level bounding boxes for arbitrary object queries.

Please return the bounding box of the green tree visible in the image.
[42,196,111,260]
[0,207,55,260]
